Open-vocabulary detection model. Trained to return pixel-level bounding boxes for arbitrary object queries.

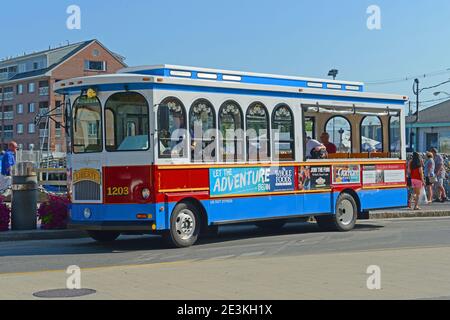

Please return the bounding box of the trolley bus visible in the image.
[55,65,408,247]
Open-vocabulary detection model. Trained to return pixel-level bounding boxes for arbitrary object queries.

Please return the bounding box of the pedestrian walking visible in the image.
[430,148,448,202]
[0,141,18,191]
[424,151,436,204]
[409,152,425,210]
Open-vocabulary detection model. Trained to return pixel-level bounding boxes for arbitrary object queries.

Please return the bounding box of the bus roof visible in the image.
[120,64,365,92]
[54,65,408,106]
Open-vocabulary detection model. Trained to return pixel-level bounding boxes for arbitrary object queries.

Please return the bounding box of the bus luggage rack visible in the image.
[74,181,101,201]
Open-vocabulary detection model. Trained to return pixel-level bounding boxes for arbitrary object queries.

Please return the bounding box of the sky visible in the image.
[1,0,450,110]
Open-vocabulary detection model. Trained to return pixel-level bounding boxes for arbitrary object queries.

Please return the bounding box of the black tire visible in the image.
[255,219,287,230]
[166,202,201,248]
[316,193,358,232]
[87,231,120,243]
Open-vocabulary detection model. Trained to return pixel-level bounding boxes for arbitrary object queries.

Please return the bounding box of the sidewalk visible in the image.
[0,221,87,242]
[369,202,450,219]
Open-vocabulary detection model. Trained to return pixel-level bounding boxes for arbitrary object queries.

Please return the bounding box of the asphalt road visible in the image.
[1,217,450,275]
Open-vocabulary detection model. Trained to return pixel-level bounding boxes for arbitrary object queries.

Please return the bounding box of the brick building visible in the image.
[0,39,126,152]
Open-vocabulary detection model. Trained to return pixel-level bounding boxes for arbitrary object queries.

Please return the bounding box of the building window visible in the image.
[84,60,106,71]
[219,101,244,162]
[158,97,187,159]
[17,124,24,134]
[246,102,270,161]
[17,104,24,114]
[28,103,35,113]
[28,82,35,93]
[28,123,36,134]
[190,99,216,162]
[325,116,352,153]
[104,92,150,152]
[17,84,23,95]
[360,116,383,152]
[272,104,295,161]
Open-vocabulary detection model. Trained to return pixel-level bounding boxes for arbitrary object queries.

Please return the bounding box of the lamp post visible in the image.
[328,69,339,80]
[434,91,450,97]
[338,128,344,152]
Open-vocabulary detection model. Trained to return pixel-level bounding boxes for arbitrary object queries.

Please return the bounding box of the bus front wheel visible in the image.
[166,202,201,248]
[87,231,120,243]
[316,193,358,232]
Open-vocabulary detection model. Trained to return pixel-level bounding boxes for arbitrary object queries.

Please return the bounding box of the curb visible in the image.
[369,210,450,220]
[0,229,88,242]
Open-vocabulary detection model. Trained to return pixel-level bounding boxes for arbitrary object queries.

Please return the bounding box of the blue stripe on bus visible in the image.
[58,82,405,105]
[126,68,364,92]
[70,188,408,231]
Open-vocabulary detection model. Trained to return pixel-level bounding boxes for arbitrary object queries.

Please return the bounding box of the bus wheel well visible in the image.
[178,198,209,232]
[340,189,363,219]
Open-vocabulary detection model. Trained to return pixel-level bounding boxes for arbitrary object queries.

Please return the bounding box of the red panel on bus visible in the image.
[103,166,153,204]
[156,168,209,192]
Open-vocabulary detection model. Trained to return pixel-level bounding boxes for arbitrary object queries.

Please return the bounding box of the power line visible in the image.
[365,68,450,85]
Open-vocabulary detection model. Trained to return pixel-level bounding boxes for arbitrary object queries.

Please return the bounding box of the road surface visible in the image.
[1,217,450,299]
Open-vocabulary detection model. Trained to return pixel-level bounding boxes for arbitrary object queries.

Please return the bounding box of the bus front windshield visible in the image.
[72,96,103,153]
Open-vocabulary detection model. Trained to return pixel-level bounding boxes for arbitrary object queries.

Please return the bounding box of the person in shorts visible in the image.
[409,152,425,210]
[431,148,448,202]
[424,151,436,203]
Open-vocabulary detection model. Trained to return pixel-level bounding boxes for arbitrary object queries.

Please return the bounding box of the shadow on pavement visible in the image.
[0,221,384,258]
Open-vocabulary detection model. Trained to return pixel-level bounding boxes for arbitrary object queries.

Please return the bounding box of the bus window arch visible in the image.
[325,116,352,153]
[389,115,401,155]
[272,104,295,161]
[360,116,383,152]
[219,101,244,162]
[246,102,270,161]
[105,92,150,152]
[190,99,217,162]
[158,97,187,159]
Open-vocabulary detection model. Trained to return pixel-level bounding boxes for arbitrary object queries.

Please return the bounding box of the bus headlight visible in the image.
[84,208,92,219]
[142,188,151,200]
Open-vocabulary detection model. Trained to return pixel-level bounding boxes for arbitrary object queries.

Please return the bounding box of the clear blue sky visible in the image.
[2,0,450,108]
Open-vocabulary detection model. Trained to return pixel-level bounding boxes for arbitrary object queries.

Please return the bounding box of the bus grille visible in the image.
[74,181,101,201]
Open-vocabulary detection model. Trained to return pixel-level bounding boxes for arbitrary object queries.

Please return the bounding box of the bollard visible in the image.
[11,163,38,231]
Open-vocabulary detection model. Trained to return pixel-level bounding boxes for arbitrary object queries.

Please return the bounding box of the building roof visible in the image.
[407,99,450,124]
[0,39,126,83]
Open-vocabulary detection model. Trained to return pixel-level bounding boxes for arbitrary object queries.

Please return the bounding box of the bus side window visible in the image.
[190,99,217,163]
[158,97,187,159]
[246,102,270,162]
[272,104,295,161]
[219,101,244,163]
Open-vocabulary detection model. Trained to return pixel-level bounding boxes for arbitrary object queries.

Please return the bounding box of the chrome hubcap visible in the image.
[337,199,354,226]
[175,210,196,240]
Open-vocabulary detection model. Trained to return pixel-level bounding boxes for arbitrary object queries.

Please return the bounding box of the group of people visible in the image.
[305,132,337,160]
[408,148,448,210]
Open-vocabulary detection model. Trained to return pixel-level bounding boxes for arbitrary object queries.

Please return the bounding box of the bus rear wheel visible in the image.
[316,193,358,232]
[166,202,201,248]
[87,231,120,243]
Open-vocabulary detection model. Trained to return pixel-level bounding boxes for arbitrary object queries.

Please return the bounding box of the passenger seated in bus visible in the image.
[305,135,327,159]
[320,132,337,154]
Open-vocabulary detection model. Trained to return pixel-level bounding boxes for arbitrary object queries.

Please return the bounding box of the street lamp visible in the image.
[328,69,338,80]
[434,91,450,97]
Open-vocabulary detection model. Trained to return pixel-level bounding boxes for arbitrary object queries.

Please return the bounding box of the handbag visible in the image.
[429,176,437,184]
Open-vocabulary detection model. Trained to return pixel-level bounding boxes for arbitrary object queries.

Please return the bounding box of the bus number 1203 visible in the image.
[107,187,130,197]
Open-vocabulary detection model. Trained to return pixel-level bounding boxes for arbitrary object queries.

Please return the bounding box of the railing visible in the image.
[39,129,49,138]
[0,111,14,120]
[39,108,49,115]
[0,92,14,101]
[39,87,49,96]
